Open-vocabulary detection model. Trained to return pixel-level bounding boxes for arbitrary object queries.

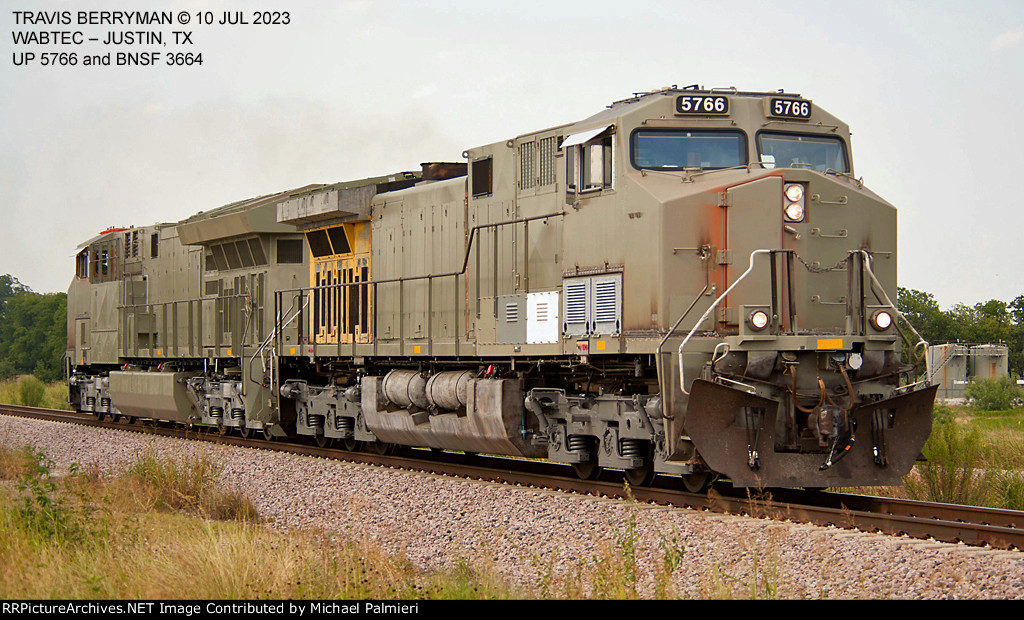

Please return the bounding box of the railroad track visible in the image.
[3,403,1022,551]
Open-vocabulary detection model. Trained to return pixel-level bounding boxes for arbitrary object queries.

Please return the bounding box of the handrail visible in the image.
[276,211,565,296]
[671,248,929,398]
[677,249,775,396]
[654,245,711,418]
[859,249,929,365]
[925,345,957,384]
[118,293,252,359]
[117,292,251,309]
[276,211,565,349]
[249,294,306,388]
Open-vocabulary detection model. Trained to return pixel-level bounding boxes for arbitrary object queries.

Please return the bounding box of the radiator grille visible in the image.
[519,141,536,189]
[539,136,557,186]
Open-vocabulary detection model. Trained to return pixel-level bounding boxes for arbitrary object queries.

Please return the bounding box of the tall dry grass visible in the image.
[0,443,524,599]
[118,451,257,522]
[894,400,1024,509]
[0,377,69,410]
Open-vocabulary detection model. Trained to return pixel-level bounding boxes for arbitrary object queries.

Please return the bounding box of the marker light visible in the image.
[870,310,893,331]
[749,310,770,331]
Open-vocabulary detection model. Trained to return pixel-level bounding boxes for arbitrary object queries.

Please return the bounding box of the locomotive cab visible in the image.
[612,89,937,487]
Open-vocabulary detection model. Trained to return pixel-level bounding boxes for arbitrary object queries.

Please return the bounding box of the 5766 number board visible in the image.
[675,94,729,115]
[769,97,812,119]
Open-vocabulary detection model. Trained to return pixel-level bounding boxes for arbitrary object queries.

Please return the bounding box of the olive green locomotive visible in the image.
[68,87,936,490]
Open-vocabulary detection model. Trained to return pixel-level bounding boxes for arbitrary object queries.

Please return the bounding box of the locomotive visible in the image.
[66,86,937,491]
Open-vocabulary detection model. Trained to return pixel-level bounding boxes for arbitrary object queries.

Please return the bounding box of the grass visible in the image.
[847,402,1024,510]
[0,442,34,481]
[967,409,1024,471]
[0,377,69,410]
[0,441,526,599]
[120,451,257,521]
[903,415,990,506]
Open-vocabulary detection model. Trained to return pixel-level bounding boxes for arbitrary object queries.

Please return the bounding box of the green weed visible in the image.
[905,419,988,505]
[0,378,69,409]
[990,470,1024,511]
[653,531,686,599]
[17,376,46,408]
[6,449,94,548]
[966,376,1024,411]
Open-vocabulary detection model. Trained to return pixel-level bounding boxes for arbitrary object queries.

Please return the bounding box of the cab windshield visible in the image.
[630,130,746,170]
[757,132,849,173]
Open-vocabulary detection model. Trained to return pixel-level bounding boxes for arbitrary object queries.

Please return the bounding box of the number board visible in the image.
[675,94,729,116]
[768,98,812,120]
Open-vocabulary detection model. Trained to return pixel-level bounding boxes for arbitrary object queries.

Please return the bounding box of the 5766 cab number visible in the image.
[769,98,812,119]
[675,94,729,115]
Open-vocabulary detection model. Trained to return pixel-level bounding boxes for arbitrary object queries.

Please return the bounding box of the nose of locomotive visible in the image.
[683,378,936,488]
[666,168,930,488]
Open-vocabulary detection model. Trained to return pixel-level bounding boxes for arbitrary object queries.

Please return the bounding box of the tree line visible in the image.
[897,288,1024,378]
[0,275,66,383]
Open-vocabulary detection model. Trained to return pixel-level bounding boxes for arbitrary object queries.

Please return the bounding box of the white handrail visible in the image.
[675,248,930,397]
[248,296,309,387]
[858,249,929,373]
[677,249,774,396]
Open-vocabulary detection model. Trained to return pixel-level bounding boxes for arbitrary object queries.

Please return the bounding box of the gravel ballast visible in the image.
[2,414,1022,599]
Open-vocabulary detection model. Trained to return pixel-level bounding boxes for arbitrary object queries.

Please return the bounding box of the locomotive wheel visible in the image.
[682,472,711,494]
[314,432,331,449]
[571,454,601,481]
[110,413,121,422]
[368,441,394,455]
[96,411,106,421]
[624,460,656,487]
[261,427,275,441]
[124,416,137,425]
[341,437,361,452]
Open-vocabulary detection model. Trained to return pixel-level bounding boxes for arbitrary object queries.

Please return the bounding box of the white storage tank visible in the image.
[927,343,969,399]
[970,344,1009,380]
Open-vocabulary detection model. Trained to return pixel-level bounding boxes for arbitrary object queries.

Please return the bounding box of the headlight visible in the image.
[870,310,893,331]
[784,183,804,202]
[748,310,770,331]
[784,201,804,221]
[783,183,805,222]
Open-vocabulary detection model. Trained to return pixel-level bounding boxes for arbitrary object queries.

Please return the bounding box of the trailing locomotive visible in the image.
[66,86,937,490]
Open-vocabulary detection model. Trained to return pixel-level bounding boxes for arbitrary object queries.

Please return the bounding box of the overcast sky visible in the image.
[1,0,1021,310]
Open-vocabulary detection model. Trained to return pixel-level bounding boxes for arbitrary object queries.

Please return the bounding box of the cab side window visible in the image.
[471,157,493,197]
[566,134,613,193]
[76,250,89,279]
